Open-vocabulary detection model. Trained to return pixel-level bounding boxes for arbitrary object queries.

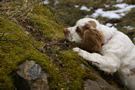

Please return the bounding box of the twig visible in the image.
[0,33,5,39]
[12,18,26,34]
[44,43,66,46]
[9,8,20,19]
[16,5,33,20]
[0,39,29,41]
[20,40,27,48]
[43,41,73,49]
[0,46,24,48]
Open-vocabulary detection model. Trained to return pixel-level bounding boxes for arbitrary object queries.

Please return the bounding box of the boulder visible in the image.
[17,60,49,90]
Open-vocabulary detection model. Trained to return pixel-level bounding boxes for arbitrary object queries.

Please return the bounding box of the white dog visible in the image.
[64,18,135,90]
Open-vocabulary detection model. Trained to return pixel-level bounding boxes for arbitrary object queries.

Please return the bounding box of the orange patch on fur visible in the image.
[128,68,135,76]
[88,21,97,29]
[76,21,104,52]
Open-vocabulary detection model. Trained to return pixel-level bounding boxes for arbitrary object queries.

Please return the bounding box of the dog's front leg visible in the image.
[73,47,120,73]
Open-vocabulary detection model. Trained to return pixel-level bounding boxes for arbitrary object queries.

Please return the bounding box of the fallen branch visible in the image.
[0,38,29,42]
[12,18,26,34]
[0,33,5,39]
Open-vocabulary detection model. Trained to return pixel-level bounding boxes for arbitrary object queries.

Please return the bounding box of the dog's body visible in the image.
[64,18,135,90]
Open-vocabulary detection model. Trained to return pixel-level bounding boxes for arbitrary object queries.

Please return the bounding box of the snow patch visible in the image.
[104,4,110,8]
[123,26,134,30]
[43,0,49,4]
[91,3,135,19]
[116,0,123,2]
[80,6,91,11]
[91,8,123,19]
[113,3,128,8]
[54,1,59,5]
[106,23,113,27]
[74,5,79,8]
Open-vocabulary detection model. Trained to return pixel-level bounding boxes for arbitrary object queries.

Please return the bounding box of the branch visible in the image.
[0,38,29,42]
[0,33,5,39]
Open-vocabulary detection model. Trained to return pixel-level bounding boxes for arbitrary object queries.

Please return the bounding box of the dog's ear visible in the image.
[83,24,103,52]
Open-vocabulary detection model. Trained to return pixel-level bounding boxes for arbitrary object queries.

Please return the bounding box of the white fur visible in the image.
[65,18,100,43]
[66,18,135,90]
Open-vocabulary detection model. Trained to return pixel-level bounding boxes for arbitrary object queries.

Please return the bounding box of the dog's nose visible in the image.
[64,29,68,34]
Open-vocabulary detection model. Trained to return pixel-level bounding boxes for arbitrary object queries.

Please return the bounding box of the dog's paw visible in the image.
[73,47,84,57]
[73,47,80,53]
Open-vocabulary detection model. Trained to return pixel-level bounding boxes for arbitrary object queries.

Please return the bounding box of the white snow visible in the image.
[114,23,117,26]
[104,4,110,8]
[106,23,113,27]
[113,3,128,8]
[91,8,122,19]
[133,38,135,40]
[123,26,134,30]
[116,0,123,2]
[91,3,135,19]
[105,23,117,30]
[80,6,91,11]
[54,1,59,5]
[43,0,49,4]
[74,5,79,8]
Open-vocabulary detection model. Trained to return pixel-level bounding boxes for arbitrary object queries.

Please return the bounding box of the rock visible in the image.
[17,60,49,90]
[80,63,90,70]
[83,79,120,90]
[83,79,101,90]
[81,63,121,90]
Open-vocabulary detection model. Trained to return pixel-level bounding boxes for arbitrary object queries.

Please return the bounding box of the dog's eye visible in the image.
[84,24,90,30]
[76,26,81,32]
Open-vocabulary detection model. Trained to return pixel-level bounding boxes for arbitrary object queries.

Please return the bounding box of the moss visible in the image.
[50,50,97,89]
[0,16,57,89]
[28,5,64,41]
[32,5,55,20]
[0,3,97,89]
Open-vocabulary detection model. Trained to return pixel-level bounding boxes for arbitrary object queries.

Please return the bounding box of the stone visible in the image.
[84,79,101,90]
[17,60,49,90]
[83,79,120,90]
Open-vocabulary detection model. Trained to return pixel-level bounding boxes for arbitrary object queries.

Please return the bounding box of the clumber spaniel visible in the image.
[64,18,135,90]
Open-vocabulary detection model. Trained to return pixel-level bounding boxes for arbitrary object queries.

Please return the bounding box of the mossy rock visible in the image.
[0,2,96,89]
[53,50,97,89]
[0,17,50,88]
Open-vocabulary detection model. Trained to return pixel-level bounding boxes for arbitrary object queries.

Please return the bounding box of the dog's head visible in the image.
[64,18,104,52]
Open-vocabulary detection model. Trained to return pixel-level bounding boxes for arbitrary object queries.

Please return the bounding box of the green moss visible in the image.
[50,50,97,89]
[28,5,64,41]
[0,17,57,89]
[0,3,97,89]
[32,5,55,20]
